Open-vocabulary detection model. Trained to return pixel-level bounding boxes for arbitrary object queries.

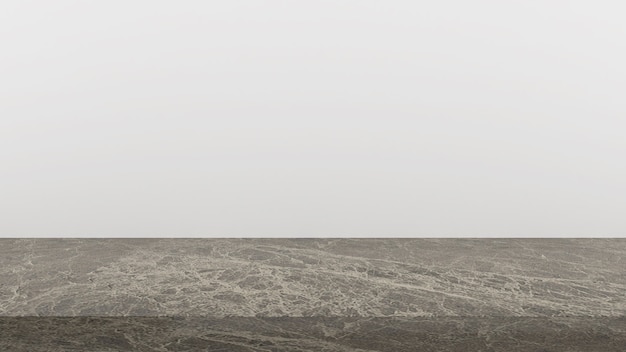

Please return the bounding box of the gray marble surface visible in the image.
[1,239,625,351]
[2,239,625,317]
[2,317,626,352]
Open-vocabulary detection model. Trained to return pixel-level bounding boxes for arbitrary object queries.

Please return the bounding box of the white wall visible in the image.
[1,1,625,237]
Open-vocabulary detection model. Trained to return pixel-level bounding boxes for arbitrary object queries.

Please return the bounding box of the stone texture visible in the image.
[1,317,625,352]
[0,239,624,351]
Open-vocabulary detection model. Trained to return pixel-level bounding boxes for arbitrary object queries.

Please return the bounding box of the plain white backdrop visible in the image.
[1,1,625,237]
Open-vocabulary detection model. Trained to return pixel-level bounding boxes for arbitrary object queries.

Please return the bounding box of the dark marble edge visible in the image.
[2,316,625,352]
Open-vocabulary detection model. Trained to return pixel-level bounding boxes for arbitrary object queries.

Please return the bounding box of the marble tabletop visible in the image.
[1,239,625,351]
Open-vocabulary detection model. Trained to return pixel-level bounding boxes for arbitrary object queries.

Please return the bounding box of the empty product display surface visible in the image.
[1,239,625,351]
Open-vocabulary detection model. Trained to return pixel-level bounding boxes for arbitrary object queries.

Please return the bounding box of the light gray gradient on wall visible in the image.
[1,1,625,236]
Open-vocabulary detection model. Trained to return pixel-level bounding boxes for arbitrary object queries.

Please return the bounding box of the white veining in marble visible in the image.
[1,239,624,317]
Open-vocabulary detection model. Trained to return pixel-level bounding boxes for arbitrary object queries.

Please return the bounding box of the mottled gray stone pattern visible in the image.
[0,239,625,351]
[2,317,625,352]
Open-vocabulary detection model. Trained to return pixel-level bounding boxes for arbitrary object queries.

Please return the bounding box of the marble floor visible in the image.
[1,239,625,351]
